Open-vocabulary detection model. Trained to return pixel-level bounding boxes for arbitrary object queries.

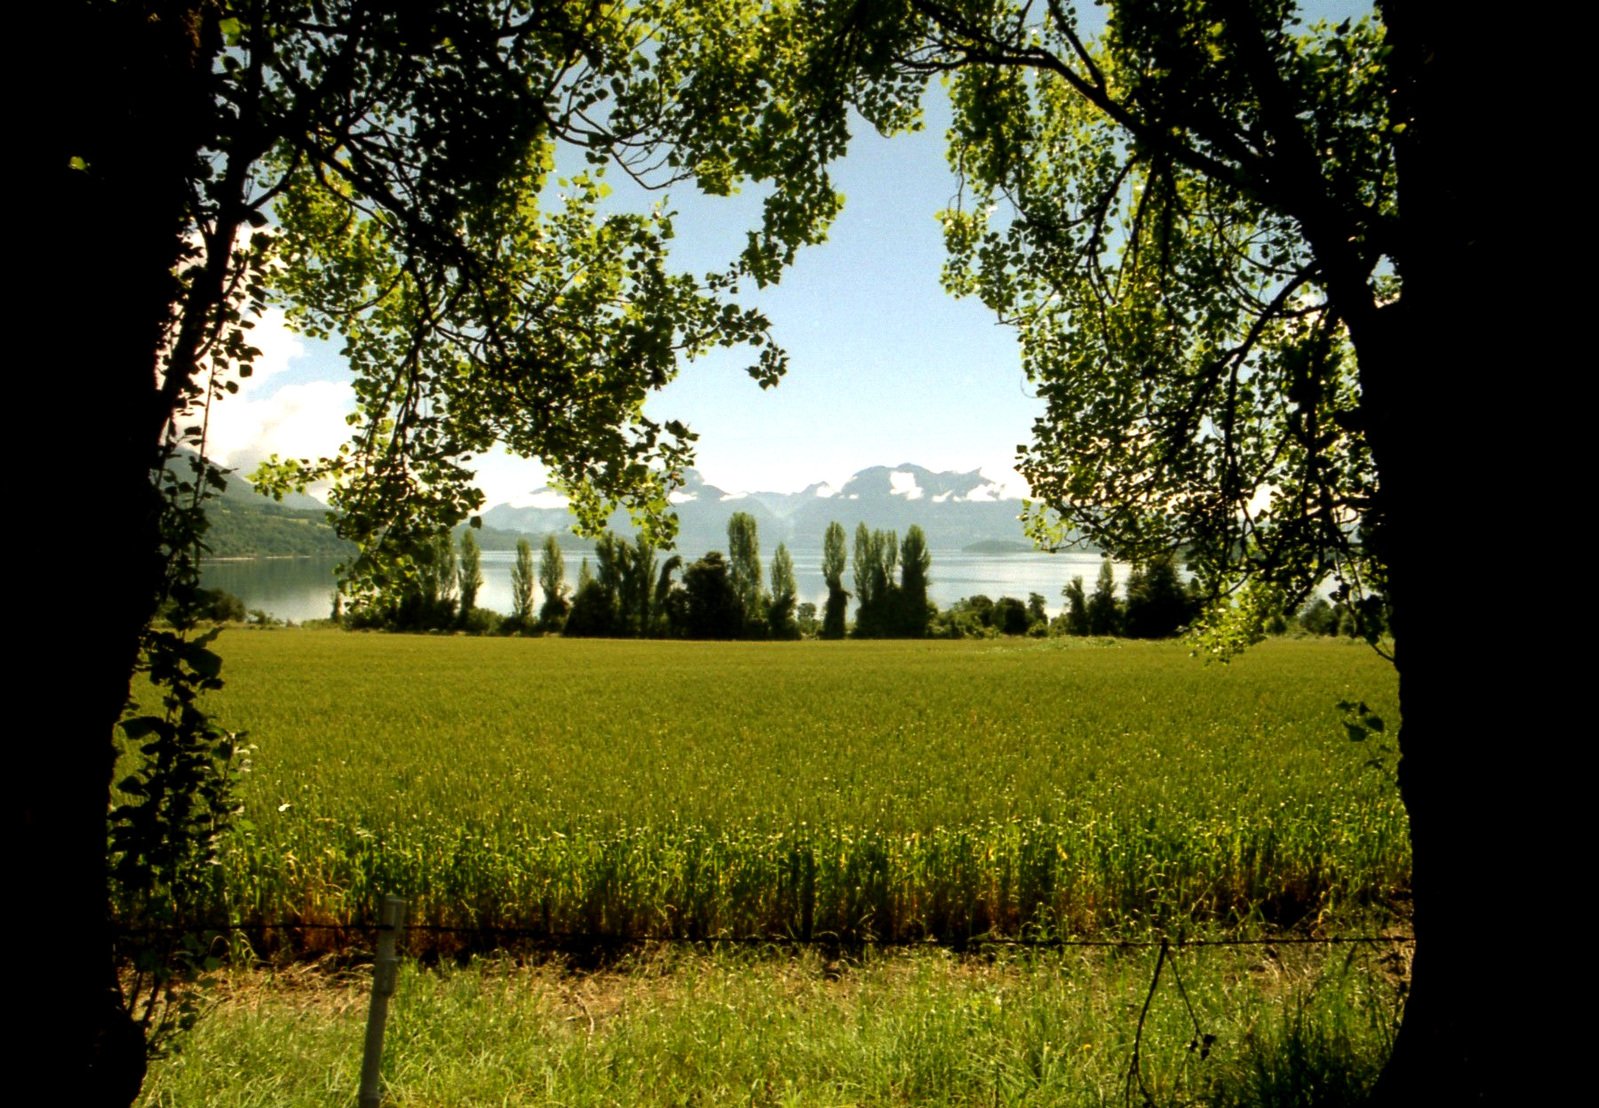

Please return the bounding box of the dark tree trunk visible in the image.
[24,4,217,1102]
[1363,4,1516,1101]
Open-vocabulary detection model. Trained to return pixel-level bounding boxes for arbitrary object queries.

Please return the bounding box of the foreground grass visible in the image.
[124,632,1405,947]
[141,942,1403,1107]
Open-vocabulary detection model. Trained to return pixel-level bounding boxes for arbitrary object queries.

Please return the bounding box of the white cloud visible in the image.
[175,307,356,480]
[206,378,356,476]
[237,309,306,387]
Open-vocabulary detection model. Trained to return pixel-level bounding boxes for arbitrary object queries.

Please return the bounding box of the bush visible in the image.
[197,587,247,623]
[994,596,1029,636]
[1297,597,1337,636]
[459,607,502,635]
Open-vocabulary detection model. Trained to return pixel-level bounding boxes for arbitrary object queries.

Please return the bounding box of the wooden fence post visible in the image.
[358,895,406,1108]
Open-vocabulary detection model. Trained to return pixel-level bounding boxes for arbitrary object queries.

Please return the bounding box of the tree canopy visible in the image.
[35,1,853,1098]
[37,1,1510,1100]
[628,1,1507,1097]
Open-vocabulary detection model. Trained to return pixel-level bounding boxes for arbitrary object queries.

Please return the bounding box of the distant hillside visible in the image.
[205,476,352,559]
[154,450,351,559]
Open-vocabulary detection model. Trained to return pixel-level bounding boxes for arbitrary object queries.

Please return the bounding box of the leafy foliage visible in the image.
[898,525,933,637]
[727,511,765,636]
[509,538,536,630]
[457,530,484,621]
[631,0,1402,640]
[111,459,244,1055]
[233,3,827,612]
[678,552,744,639]
[768,543,800,639]
[538,534,570,631]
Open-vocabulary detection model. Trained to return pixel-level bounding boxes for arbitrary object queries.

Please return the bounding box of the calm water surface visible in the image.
[202,549,1133,624]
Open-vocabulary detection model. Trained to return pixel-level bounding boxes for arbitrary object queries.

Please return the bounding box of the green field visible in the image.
[123,631,1407,950]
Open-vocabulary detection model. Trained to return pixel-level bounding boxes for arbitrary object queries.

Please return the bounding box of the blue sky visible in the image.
[208,2,1371,507]
[213,86,1037,505]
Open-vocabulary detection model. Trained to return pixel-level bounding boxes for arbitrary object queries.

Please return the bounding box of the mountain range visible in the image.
[200,461,1048,557]
[482,463,1035,553]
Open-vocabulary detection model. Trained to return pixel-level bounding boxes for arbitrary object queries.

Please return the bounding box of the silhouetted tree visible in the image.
[650,554,683,638]
[768,543,799,639]
[457,529,484,622]
[1061,576,1089,637]
[796,602,820,638]
[1026,592,1048,632]
[821,521,849,639]
[994,595,1029,636]
[852,525,899,638]
[680,552,743,639]
[1122,553,1191,639]
[1086,558,1119,637]
[539,535,570,631]
[617,534,659,636]
[563,579,618,637]
[898,525,932,637]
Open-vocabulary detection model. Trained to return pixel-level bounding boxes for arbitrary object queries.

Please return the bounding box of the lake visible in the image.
[202,547,1134,624]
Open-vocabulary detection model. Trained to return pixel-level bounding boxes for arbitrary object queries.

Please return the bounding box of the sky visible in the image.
[205,86,1041,506]
[204,1,1373,508]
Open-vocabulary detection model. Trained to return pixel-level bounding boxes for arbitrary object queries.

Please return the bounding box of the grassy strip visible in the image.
[140,942,1403,1106]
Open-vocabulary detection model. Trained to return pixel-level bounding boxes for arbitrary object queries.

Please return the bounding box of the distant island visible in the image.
[961,539,1039,554]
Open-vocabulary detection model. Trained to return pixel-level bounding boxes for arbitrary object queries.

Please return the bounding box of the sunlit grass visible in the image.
[140,942,1402,1107]
[121,632,1406,948]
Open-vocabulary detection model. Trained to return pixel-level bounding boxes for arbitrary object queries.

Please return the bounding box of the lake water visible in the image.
[202,548,1135,624]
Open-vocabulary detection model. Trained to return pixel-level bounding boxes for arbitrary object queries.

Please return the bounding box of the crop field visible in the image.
[121,631,1408,951]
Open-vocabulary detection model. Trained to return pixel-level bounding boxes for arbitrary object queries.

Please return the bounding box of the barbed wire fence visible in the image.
[116,907,1414,1107]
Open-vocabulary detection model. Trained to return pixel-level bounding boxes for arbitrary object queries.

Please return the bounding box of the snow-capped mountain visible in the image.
[480,463,1033,553]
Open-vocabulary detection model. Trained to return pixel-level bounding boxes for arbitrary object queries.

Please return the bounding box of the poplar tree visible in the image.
[727,511,764,632]
[457,530,483,621]
[1087,558,1119,637]
[898,525,932,637]
[768,543,799,639]
[821,522,849,640]
[510,539,536,630]
[538,535,570,631]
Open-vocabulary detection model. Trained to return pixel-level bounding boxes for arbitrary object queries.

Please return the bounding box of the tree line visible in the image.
[339,513,938,640]
[178,501,1386,646]
[332,522,1374,645]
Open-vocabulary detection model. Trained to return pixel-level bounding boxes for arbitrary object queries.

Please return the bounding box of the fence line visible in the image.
[113,917,1412,950]
[118,912,1412,1108]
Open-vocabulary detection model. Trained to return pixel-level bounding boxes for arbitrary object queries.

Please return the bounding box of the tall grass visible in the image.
[139,943,1402,1107]
[120,633,1406,949]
